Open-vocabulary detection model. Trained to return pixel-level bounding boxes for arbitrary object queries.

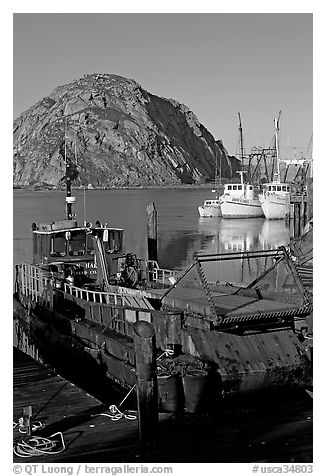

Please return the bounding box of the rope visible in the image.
[157,348,174,361]
[13,417,45,434]
[13,432,65,458]
[92,406,138,422]
[93,349,175,423]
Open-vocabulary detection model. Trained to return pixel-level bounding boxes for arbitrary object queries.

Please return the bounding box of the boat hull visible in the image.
[220,196,264,218]
[198,205,221,217]
[259,193,290,220]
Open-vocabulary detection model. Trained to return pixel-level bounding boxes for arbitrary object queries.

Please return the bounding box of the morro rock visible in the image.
[13,73,239,188]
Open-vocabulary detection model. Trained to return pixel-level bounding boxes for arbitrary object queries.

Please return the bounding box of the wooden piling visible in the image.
[300,193,305,229]
[22,405,32,436]
[293,202,301,238]
[306,177,313,223]
[166,311,182,355]
[133,320,158,459]
[146,203,158,262]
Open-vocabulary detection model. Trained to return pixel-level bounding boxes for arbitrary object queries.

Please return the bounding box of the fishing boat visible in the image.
[219,114,264,219]
[219,170,264,218]
[198,198,221,217]
[259,112,291,220]
[13,126,313,408]
[198,145,222,217]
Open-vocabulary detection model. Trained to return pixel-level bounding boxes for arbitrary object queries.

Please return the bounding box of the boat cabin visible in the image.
[223,183,255,200]
[262,183,291,194]
[32,219,124,285]
[203,199,220,206]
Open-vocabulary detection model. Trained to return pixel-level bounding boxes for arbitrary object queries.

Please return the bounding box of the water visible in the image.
[13,187,290,276]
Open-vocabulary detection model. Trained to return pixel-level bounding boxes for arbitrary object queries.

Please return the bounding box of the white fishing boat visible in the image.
[219,171,264,218]
[259,182,291,219]
[219,113,263,218]
[198,198,221,217]
[259,112,291,220]
[198,144,222,217]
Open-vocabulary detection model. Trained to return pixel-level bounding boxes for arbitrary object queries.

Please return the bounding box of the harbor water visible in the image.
[13,187,291,279]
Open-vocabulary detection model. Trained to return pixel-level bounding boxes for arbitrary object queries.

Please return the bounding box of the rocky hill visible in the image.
[13,73,239,188]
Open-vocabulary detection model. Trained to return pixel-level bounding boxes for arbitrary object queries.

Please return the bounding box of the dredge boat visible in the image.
[13,155,313,411]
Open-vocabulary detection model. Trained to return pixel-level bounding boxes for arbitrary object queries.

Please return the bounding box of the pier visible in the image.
[13,347,312,463]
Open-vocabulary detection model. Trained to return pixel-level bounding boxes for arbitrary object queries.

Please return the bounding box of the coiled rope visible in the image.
[14,348,175,457]
[13,432,65,458]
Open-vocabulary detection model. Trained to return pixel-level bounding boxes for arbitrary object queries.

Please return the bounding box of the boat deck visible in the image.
[158,285,302,319]
[13,347,312,463]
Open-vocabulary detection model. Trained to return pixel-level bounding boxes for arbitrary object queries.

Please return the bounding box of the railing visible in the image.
[62,283,155,339]
[18,263,54,309]
[62,282,153,309]
[146,260,179,285]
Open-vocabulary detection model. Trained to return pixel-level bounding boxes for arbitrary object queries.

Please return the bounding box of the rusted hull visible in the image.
[14,292,312,400]
[183,327,312,395]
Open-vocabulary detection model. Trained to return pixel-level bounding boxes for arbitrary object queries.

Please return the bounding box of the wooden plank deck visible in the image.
[13,347,140,462]
[13,347,313,463]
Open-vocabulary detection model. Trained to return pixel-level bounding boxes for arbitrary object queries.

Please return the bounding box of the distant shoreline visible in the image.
[13,183,227,192]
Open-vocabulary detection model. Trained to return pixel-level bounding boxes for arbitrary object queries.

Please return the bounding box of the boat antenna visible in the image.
[238,112,245,168]
[83,186,87,224]
[211,145,218,192]
[274,110,282,180]
[219,145,222,186]
[304,133,313,160]
[64,116,74,220]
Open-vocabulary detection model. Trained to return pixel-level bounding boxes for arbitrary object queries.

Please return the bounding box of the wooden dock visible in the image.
[13,347,313,463]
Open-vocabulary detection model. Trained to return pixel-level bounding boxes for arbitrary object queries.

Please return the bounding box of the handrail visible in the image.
[146,259,179,284]
[18,263,54,309]
[63,282,154,310]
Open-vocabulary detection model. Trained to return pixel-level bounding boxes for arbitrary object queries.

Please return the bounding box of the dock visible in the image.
[14,347,313,463]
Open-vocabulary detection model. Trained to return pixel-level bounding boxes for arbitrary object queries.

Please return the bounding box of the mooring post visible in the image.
[293,202,300,238]
[133,320,158,460]
[306,177,313,223]
[22,405,32,436]
[146,203,158,263]
[166,311,182,355]
[300,193,305,230]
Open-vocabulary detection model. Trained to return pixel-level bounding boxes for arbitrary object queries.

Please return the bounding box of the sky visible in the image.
[13,12,312,159]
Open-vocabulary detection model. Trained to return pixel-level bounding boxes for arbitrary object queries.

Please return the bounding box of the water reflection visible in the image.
[198,217,290,253]
[195,217,291,286]
[259,220,290,249]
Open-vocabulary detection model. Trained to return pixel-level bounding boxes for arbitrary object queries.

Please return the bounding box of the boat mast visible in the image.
[64,117,73,220]
[237,113,247,187]
[238,112,245,168]
[274,110,282,180]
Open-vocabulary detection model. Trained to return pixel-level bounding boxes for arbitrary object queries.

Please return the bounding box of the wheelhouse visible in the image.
[222,183,255,200]
[263,183,291,193]
[204,200,220,206]
[33,222,123,265]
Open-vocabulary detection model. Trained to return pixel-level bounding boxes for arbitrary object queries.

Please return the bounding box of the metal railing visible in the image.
[18,263,54,309]
[146,260,179,285]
